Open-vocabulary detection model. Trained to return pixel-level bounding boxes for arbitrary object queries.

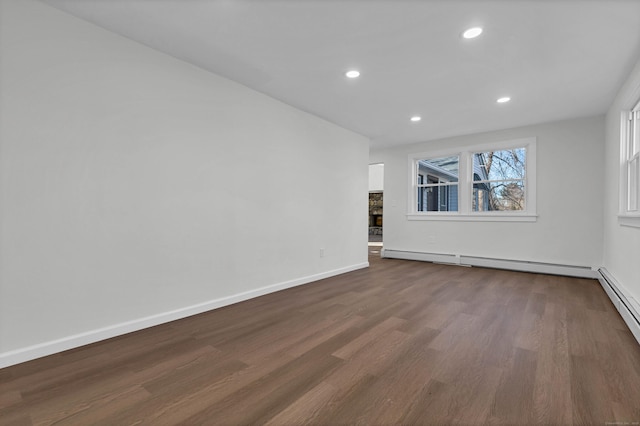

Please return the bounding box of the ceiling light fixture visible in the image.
[496,96,511,103]
[463,27,483,39]
[345,70,360,78]
[410,116,422,122]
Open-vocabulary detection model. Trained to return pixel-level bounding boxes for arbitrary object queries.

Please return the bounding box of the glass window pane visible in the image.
[473,180,525,211]
[417,184,458,212]
[629,156,639,212]
[633,110,639,156]
[417,156,459,183]
[473,148,526,181]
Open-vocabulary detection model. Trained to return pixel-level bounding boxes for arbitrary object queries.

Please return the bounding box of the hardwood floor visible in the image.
[2,247,640,425]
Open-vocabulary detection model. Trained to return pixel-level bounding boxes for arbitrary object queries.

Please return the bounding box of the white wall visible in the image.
[603,58,640,315]
[368,163,384,192]
[0,0,369,365]
[370,116,605,268]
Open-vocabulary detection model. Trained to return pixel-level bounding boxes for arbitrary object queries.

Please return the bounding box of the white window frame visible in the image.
[416,164,459,213]
[619,98,640,228]
[408,137,537,222]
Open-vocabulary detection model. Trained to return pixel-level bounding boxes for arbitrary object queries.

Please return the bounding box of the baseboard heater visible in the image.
[598,268,640,346]
[381,249,598,279]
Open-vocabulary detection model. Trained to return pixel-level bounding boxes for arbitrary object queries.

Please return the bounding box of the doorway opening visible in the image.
[369,163,384,254]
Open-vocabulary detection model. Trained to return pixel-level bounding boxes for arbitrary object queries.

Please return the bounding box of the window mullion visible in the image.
[459,151,471,214]
[629,110,640,157]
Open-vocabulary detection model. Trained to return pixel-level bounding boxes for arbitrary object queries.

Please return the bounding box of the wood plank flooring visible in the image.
[2,247,640,425]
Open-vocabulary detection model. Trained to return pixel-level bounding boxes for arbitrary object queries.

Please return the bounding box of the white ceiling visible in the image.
[42,0,640,149]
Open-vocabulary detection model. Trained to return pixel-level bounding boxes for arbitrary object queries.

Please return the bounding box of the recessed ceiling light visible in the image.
[463,27,483,39]
[345,70,360,78]
[410,116,422,122]
[497,96,511,103]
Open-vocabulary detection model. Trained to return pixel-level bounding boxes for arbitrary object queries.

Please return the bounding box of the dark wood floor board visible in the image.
[424,319,501,422]
[87,321,195,360]
[336,333,442,425]
[429,311,501,387]
[613,400,640,426]
[24,345,222,424]
[397,299,468,335]
[140,351,244,396]
[2,251,640,425]
[615,328,640,377]
[525,290,547,315]
[331,316,407,360]
[263,380,339,426]
[570,354,616,424]
[119,335,215,373]
[392,272,449,297]
[594,340,640,417]
[427,278,473,304]
[0,390,21,410]
[326,329,413,391]
[566,301,606,358]
[92,359,248,425]
[119,343,221,389]
[235,309,358,364]
[187,307,297,345]
[297,290,364,315]
[17,336,211,407]
[211,305,338,356]
[330,293,390,318]
[451,365,504,425]
[514,310,544,352]
[0,409,32,426]
[481,294,530,370]
[396,263,464,289]
[427,311,482,353]
[179,353,343,425]
[532,300,573,425]
[30,385,150,426]
[399,378,457,425]
[579,278,612,312]
[491,347,538,425]
[384,287,435,320]
[118,351,300,425]
[18,361,133,408]
[284,314,365,359]
[304,373,380,426]
[0,351,112,395]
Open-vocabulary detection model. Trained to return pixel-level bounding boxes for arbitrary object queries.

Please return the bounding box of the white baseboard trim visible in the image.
[381,249,598,279]
[597,268,640,346]
[0,262,369,369]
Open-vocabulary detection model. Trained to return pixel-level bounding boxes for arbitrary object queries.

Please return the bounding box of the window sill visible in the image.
[407,213,538,222]
[618,214,640,228]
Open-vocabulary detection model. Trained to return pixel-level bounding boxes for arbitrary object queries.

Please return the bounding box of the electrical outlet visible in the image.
[320,248,325,257]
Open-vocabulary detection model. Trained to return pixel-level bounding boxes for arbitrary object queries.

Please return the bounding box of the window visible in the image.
[620,99,640,227]
[416,156,459,212]
[409,138,536,221]
[472,148,526,212]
